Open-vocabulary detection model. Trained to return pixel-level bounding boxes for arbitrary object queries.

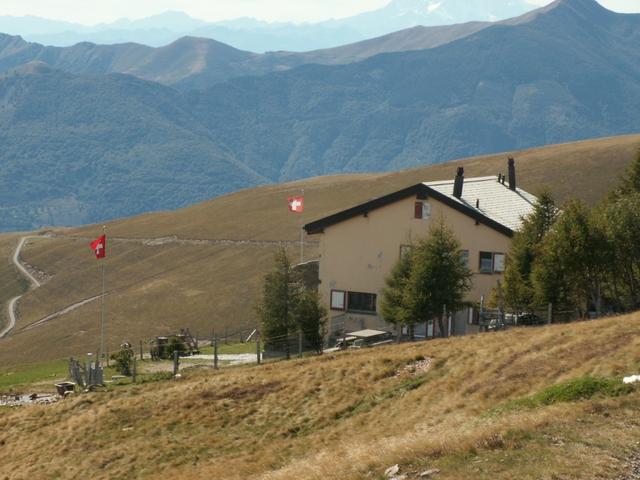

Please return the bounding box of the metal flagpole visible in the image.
[300,188,304,264]
[100,225,106,366]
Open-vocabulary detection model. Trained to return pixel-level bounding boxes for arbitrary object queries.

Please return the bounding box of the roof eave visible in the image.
[304,183,515,238]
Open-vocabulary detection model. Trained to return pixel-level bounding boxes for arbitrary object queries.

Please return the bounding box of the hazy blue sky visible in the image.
[0,0,637,24]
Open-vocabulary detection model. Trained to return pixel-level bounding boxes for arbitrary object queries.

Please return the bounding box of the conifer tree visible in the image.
[503,190,558,312]
[402,221,472,337]
[532,200,607,316]
[296,290,327,354]
[381,249,414,337]
[256,247,302,359]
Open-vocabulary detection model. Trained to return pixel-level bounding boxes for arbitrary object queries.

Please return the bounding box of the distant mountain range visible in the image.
[1,0,639,232]
[0,0,536,51]
[0,21,493,91]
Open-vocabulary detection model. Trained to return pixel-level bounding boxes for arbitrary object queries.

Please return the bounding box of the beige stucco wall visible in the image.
[315,194,512,335]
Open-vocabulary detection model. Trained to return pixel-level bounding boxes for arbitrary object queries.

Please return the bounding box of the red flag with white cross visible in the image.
[90,235,106,259]
[288,196,304,213]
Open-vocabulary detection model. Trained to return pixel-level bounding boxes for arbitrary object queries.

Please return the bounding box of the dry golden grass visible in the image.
[0,134,638,366]
[1,314,639,479]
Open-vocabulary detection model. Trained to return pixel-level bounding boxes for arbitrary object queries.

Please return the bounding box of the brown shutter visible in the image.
[414,202,423,219]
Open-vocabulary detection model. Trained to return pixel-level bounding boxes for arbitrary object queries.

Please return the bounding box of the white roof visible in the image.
[346,329,390,338]
[424,176,537,232]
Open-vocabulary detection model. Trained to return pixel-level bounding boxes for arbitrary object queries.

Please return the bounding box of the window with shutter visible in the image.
[414,202,423,219]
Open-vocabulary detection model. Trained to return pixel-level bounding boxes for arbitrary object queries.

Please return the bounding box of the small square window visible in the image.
[414,202,431,219]
[331,290,346,310]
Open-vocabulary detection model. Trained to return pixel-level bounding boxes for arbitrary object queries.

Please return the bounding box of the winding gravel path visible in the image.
[0,237,42,339]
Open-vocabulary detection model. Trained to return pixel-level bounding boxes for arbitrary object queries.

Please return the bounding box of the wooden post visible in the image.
[132,357,137,383]
[214,336,219,370]
[173,350,179,376]
[298,331,303,358]
[548,303,553,325]
[256,331,261,365]
[211,329,215,347]
[139,340,144,361]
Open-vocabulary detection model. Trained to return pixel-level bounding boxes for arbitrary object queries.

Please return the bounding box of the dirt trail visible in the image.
[1,237,42,339]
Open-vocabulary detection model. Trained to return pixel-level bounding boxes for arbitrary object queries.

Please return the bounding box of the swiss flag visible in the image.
[90,235,106,259]
[288,196,304,213]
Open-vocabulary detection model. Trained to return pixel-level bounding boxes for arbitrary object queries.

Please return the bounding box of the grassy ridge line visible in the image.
[0,134,638,366]
[0,313,639,479]
[63,135,640,241]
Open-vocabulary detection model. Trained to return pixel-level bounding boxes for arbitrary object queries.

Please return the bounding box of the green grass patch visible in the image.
[497,376,634,413]
[0,359,69,392]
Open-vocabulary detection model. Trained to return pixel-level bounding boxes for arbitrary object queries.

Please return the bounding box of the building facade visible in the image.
[304,160,537,340]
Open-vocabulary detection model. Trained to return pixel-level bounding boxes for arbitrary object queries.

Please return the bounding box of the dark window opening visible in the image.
[479,251,493,274]
[347,292,377,313]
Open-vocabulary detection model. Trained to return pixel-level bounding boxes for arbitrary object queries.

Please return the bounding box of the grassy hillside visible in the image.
[0,313,639,479]
[0,135,638,367]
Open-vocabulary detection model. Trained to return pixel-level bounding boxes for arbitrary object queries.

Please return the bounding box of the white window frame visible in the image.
[330,290,346,311]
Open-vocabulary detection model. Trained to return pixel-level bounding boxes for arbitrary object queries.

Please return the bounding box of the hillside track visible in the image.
[0,236,42,339]
[47,233,319,248]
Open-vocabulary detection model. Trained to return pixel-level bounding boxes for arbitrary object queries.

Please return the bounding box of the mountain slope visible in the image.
[0,65,267,230]
[1,0,640,230]
[185,0,640,180]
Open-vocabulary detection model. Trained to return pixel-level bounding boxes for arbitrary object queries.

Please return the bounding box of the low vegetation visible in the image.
[0,313,639,479]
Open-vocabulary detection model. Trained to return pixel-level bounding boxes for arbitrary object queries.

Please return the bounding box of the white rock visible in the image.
[623,375,640,384]
[385,464,400,477]
[420,469,441,477]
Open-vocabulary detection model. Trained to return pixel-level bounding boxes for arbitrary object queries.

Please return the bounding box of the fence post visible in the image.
[256,331,261,365]
[214,336,219,370]
[548,303,553,325]
[86,353,92,386]
[442,304,447,338]
[211,329,215,347]
[132,357,137,383]
[173,350,180,376]
[139,340,144,361]
[298,332,303,358]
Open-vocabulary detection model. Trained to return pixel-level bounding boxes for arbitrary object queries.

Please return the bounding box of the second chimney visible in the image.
[453,167,464,198]
[508,157,516,191]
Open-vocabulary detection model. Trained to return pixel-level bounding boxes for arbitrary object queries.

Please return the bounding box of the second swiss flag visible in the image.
[288,196,304,213]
